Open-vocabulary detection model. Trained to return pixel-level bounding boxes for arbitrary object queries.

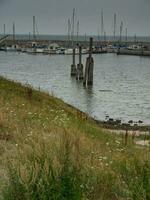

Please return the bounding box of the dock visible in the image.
[1,35,150,56]
[117,49,150,56]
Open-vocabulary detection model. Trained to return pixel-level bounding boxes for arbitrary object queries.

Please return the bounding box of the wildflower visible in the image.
[80,184,84,189]
[115,140,120,144]
[116,148,121,152]
[120,148,124,152]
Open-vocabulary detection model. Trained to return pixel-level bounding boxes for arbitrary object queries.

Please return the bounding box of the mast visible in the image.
[97,27,100,42]
[134,34,137,43]
[29,32,31,41]
[71,8,75,47]
[113,13,116,42]
[13,22,15,42]
[76,20,79,43]
[68,18,71,42]
[125,28,128,43]
[33,16,36,40]
[104,30,106,43]
[3,24,5,36]
[120,21,123,43]
[84,33,87,42]
[101,10,104,41]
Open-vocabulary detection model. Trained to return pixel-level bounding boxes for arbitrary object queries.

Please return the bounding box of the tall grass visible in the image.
[3,130,150,200]
[1,76,150,200]
[118,159,150,200]
[2,130,119,200]
[3,132,83,200]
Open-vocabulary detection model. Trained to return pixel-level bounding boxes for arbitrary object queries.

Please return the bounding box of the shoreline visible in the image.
[66,103,150,132]
[1,75,149,132]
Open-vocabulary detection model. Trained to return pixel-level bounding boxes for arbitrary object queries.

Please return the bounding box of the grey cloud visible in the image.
[0,0,150,36]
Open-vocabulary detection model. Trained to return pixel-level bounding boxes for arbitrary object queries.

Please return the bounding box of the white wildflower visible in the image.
[115,140,120,144]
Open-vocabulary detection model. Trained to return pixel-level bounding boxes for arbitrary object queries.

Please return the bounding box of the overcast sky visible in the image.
[0,0,150,36]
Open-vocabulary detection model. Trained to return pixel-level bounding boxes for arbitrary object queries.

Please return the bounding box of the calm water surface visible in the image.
[0,52,150,124]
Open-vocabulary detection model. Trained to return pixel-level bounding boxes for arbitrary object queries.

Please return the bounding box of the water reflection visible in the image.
[83,85,94,116]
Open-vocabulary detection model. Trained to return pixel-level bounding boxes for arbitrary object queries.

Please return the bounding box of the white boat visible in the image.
[21,48,27,53]
[82,48,88,54]
[35,48,44,53]
[56,48,65,54]
[64,48,88,55]
[6,46,17,52]
[26,48,36,53]
[64,48,74,55]
[43,49,56,54]
[0,47,6,51]
[127,45,141,50]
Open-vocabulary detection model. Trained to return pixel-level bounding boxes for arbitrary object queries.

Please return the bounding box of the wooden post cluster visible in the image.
[71,37,94,86]
[83,37,94,86]
[76,45,84,80]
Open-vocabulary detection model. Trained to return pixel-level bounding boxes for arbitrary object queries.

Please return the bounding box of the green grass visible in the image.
[0,76,150,200]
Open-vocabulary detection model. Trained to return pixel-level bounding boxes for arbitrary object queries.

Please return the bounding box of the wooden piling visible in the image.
[71,48,77,76]
[83,37,94,86]
[76,45,83,80]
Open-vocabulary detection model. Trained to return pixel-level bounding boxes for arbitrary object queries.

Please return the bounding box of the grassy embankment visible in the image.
[0,76,150,200]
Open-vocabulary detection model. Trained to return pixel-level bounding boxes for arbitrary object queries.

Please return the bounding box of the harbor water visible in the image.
[0,51,150,124]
